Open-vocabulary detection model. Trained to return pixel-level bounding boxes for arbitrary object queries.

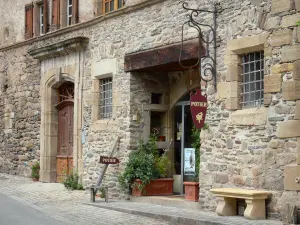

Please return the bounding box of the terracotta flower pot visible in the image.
[132,178,174,196]
[184,182,199,202]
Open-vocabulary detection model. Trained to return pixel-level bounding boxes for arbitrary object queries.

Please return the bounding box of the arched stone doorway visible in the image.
[56,82,74,182]
[40,67,82,183]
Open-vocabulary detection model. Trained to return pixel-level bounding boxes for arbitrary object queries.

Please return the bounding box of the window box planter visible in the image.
[183,182,199,202]
[132,178,174,196]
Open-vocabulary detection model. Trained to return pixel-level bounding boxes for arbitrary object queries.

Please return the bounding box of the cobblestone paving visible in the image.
[0,174,170,225]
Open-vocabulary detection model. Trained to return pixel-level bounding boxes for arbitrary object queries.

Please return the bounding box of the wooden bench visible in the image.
[210,188,271,220]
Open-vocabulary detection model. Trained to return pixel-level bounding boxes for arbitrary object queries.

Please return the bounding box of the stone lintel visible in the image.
[227,34,268,54]
[277,120,300,138]
[229,108,267,126]
[284,165,300,191]
[28,36,89,60]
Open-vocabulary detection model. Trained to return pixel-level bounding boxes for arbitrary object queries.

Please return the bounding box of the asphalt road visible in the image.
[0,193,63,225]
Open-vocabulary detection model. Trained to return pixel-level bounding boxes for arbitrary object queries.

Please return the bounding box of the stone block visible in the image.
[277,120,300,138]
[227,34,268,54]
[296,27,300,43]
[264,74,282,93]
[225,98,241,110]
[216,81,240,100]
[229,108,268,126]
[282,13,300,28]
[296,0,300,12]
[269,29,293,47]
[282,81,300,100]
[215,173,229,184]
[271,0,292,14]
[282,45,300,62]
[264,93,272,106]
[264,46,272,57]
[293,60,300,80]
[265,16,280,30]
[297,138,300,165]
[284,165,300,191]
[295,101,300,120]
[226,63,242,81]
[271,63,294,74]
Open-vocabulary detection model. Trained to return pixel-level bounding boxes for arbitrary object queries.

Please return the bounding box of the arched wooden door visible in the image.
[56,82,74,183]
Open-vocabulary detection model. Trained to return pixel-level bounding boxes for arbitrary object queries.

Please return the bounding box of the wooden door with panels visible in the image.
[56,82,74,183]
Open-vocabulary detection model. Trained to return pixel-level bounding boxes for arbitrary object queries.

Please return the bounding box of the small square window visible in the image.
[241,51,264,109]
[99,77,113,119]
[103,0,124,14]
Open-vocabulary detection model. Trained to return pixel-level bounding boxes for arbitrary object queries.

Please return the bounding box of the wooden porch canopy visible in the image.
[124,40,206,72]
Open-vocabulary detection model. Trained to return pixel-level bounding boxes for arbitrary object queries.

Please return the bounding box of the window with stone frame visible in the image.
[241,51,264,109]
[39,3,45,34]
[102,0,124,14]
[67,0,73,26]
[99,77,113,119]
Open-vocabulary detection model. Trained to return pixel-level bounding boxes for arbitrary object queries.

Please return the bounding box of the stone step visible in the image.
[85,200,283,225]
[130,195,202,211]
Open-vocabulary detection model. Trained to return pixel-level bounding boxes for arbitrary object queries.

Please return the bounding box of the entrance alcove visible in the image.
[125,39,204,200]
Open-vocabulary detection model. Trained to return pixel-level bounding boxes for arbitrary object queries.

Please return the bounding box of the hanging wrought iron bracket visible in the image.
[179,1,222,90]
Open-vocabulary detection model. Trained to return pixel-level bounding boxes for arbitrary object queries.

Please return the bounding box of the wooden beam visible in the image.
[124,39,205,72]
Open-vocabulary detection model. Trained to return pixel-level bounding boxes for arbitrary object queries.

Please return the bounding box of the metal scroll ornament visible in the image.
[179,1,222,90]
[190,89,207,129]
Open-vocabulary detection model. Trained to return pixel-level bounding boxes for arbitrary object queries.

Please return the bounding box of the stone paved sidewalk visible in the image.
[0,173,284,225]
[0,173,170,225]
[86,200,284,225]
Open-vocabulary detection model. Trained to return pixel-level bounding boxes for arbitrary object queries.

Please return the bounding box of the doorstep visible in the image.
[84,200,283,225]
[130,195,201,210]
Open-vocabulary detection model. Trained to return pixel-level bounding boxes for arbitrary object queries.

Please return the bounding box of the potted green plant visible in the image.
[31,161,40,181]
[183,125,201,202]
[118,136,173,196]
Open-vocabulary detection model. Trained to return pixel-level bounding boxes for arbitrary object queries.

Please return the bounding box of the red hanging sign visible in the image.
[190,89,208,129]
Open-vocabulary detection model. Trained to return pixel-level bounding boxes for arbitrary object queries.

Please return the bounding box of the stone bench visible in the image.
[210,188,271,220]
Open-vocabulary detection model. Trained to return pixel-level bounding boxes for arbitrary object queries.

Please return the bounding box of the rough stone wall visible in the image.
[1,0,299,221]
[199,0,300,221]
[0,46,41,177]
[0,0,33,46]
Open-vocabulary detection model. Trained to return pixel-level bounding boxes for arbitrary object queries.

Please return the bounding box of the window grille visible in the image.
[241,51,264,109]
[40,5,44,34]
[67,0,73,25]
[99,78,113,119]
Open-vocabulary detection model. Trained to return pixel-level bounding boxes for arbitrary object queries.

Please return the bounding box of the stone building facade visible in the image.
[1,0,300,222]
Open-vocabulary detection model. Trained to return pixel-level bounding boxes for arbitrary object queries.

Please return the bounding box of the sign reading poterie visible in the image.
[99,156,120,164]
[190,89,208,129]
